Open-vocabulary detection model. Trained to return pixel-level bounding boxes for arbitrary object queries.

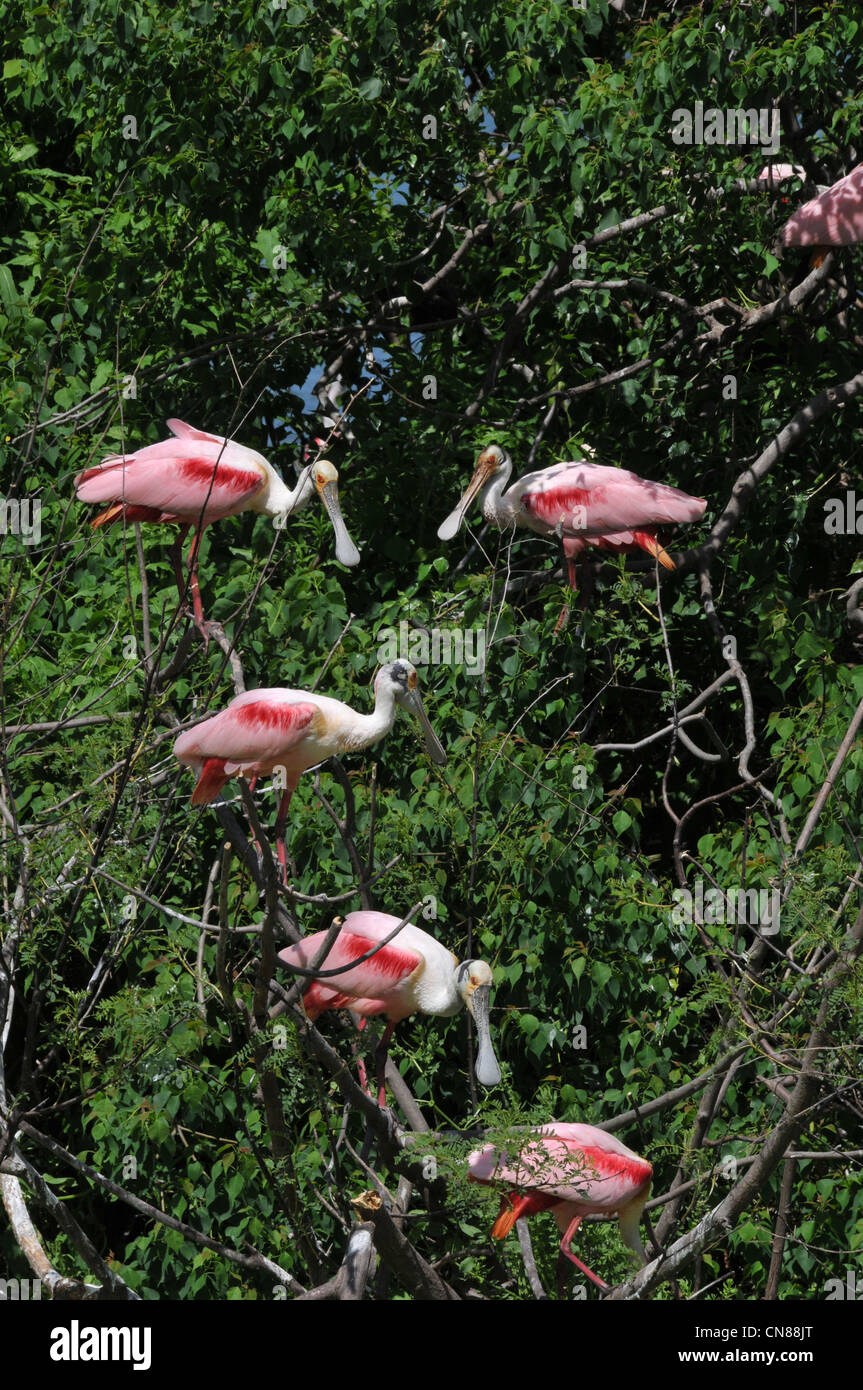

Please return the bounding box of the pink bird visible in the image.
[758,162,804,186]
[468,1122,653,1293]
[75,419,359,636]
[562,529,675,588]
[555,444,677,592]
[781,162,863,247]
[173,660,446,880]
[553,530,678,631]
[438,444,705,606]
[278,910,501,1103]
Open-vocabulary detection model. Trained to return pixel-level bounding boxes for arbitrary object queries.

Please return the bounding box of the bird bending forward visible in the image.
[469,1121,652,1294]
[279,910,501,1102]
[76,418,359,636]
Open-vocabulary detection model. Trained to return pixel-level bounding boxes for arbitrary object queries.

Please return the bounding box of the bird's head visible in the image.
[456,959,502,1087]
[311,459,360,568]
[313,459,338,491]
[475,443,508,472]
[375,661,447,766]
[438,443,510,540]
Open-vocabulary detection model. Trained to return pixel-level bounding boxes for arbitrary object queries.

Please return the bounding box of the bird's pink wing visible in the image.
[166,418,229,445]
[469,1134,580,1192]
[550,1141,651,1209]
[758,163,802,184]
[75,439,266,517]
[543,1126,652,1206]
[468,1125,651,1208]
[295,980,390,1020]
[521,464,705,535]
[278,925,422,1002]
[566,531,641,555]
[173,697,319,769]
[782,164,863,246]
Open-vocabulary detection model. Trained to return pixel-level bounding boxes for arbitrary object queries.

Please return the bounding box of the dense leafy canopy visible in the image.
[1,0,861,1305]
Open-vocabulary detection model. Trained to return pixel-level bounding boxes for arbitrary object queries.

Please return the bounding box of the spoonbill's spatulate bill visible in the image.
[279,910,501,1101]
[76,419,359,635]
[173,660,446,878]
[469,1121,652,1293]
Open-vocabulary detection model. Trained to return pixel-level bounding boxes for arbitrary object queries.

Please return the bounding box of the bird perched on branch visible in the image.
[279,909,501,1104]
[468,1121,652,1294]
[439,443,705,625]
[76,419,359,637]
[174,660,446,880]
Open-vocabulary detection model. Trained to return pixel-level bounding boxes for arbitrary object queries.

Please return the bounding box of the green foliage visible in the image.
[1,0,861,1302]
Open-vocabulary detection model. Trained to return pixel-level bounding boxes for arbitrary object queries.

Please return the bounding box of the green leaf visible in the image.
[590,961,612,989]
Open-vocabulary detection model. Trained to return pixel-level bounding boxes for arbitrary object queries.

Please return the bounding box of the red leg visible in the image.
[559,1215,609,1292]
[170,523,209,641]
[354,1016,371,1096]
[186,526,209,640]
[555,543,589,634]
[274,785,294,886]
[374,1021,396,1109]
[170,524,191,605]
[554,549,577,634]
[557,553,593,637]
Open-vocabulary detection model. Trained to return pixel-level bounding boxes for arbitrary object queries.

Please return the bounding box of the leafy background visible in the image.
[0,0,861,1300]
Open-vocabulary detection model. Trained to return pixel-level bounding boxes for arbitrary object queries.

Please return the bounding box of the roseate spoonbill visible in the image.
[75,419,359,636]
[468,1122,652,1294]
[438,445,705,604]
[173,660,446,878]
[782,162,863,248]
[758,163,804,186]
[279,910,501,1101]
